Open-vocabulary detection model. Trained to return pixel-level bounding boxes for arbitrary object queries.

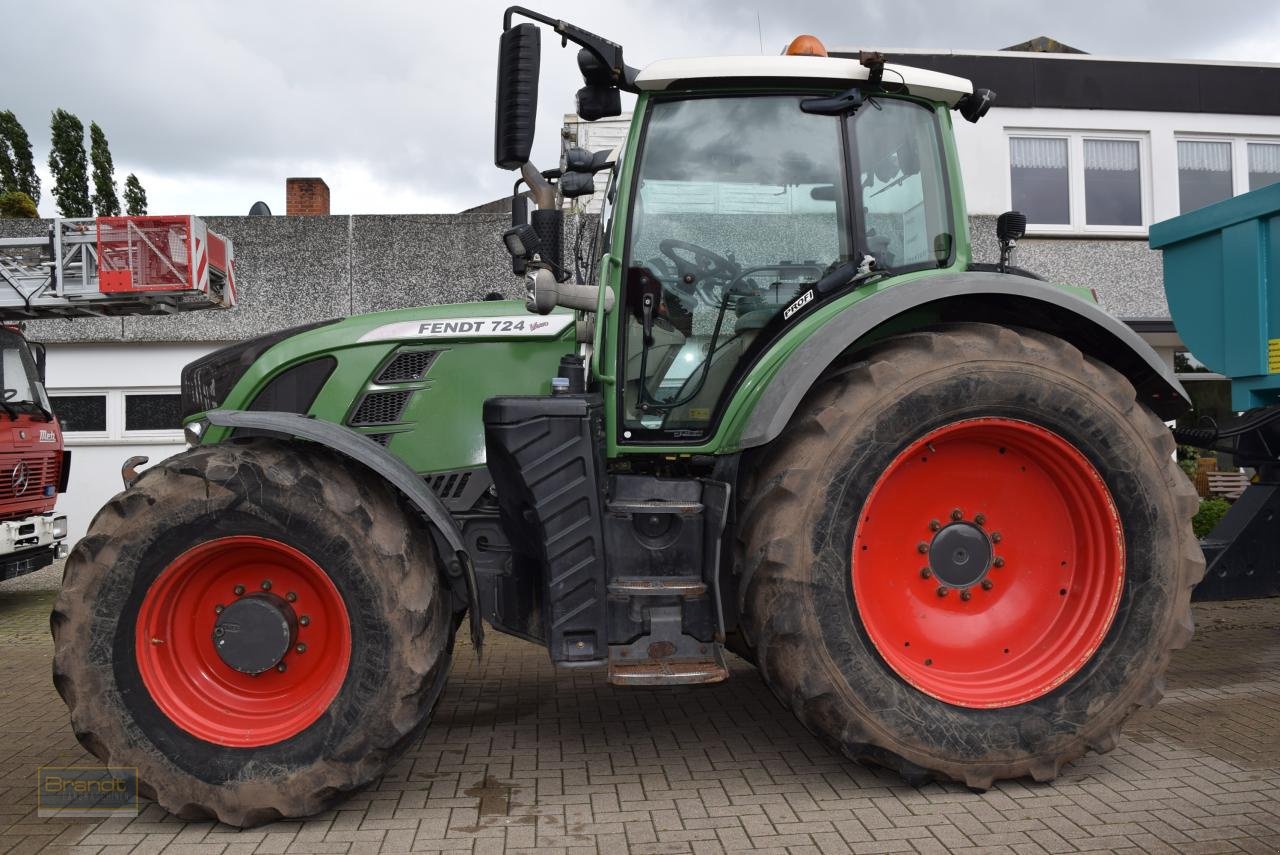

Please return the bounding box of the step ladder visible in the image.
[606,582,730,685]
[0,216,236,320]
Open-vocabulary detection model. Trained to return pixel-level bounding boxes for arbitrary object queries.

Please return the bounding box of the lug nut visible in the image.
[214,604,224,614]
[991,532,1002,543]
[233,585,245,596]
[920,567,932,579]
[295,643,307,654]
[936,586,949,597]
[993,556,1005,568]
[276,663,287,673]
[974,513,986,526]
[951,508,963,521]
[960,589,972,601]
[261,579,272,591]
[981,579,994,590]
[286,592,297,603]
[917,542,929,554]
[299,615,311,627]
[929,519,941,532]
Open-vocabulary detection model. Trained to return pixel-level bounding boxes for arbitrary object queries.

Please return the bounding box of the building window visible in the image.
[1177,136,1280,213]
[1178,140,1233,213]
[1010,136,1069,225]
[124,393,182,433]
[1083,139,1142,226]
[50,394,107,434]
[1009,132,1148,233]
[1248,142,1280,192]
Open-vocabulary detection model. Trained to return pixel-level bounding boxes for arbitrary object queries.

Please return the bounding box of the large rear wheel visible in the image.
[738,323,1203,787]
[52,439,454,825]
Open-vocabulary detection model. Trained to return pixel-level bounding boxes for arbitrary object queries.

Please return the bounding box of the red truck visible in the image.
[0,325,68,581]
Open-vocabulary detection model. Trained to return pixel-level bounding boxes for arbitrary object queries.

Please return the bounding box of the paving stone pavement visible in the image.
[2,568,1278,855]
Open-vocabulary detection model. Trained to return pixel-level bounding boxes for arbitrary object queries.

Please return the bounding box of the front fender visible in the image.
[738,272,1189,449]
[202,409,483,647]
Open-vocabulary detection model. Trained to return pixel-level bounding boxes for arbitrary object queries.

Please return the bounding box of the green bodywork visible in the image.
[194,90,1096,474]
[200,300,575,474]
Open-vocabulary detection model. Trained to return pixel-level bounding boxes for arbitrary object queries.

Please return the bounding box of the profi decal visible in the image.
[357,315,574,343]
[782,289,815,320]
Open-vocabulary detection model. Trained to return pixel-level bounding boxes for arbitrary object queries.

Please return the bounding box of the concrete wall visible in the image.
[0,211,1168,344]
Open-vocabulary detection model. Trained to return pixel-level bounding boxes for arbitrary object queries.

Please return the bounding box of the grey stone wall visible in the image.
[0,213,1168,344]
[968,216,1168,320]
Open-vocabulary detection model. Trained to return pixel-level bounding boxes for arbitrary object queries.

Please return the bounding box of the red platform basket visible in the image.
[96,215,236,306]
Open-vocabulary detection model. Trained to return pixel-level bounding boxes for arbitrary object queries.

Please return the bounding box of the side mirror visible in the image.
[494,23,541,170]
[31,342,46,384]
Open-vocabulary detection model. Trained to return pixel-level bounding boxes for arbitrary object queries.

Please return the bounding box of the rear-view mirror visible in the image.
[494,23,541,170]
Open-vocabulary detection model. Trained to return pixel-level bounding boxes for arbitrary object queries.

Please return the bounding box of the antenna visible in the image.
[756,11,763,54]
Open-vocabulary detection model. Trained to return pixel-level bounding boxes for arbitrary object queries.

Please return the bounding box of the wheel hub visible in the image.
[928,522,991,588]
[213,593,297,675]
[851,418,1125,708]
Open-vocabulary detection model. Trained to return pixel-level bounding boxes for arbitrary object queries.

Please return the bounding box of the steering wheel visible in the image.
[659,239,741,306]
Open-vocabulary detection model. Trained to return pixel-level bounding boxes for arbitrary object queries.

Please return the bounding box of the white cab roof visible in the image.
[634,55,973,106]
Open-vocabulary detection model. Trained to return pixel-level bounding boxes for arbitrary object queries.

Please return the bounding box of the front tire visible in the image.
[738,323,1202,787]
[51,439,454,825]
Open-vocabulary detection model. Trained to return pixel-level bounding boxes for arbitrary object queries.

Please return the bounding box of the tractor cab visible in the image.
[493,9,989,446]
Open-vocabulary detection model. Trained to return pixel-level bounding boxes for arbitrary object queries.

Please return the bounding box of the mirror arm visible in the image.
[521,161,556,210]
[504,6,640,92]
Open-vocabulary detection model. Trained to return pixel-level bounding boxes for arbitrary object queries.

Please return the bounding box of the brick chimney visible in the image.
[286,177,330,216]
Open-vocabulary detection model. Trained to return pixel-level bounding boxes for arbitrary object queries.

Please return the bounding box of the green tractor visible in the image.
[52,8,1202,825]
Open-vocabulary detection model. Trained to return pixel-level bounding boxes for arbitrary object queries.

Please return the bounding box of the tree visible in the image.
[48,109,91,217]
[123,173,147,216]
[0,190,38,218]
[0,111,40,205]
[89,121,119,216]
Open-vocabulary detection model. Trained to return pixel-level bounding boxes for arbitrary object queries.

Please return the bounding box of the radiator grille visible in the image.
[376,350,439,384]
[366,433,393,446]
[0,453,57,502]
[349,390,413,426]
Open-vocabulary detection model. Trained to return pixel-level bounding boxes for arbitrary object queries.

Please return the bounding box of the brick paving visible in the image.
[2,565,1278,854]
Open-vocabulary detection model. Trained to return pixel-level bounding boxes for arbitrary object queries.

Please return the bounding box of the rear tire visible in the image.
[51,439,454,825]
[737,323,1203,787]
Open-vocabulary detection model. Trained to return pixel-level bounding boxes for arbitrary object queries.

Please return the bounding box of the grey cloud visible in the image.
[1,0,1274,214]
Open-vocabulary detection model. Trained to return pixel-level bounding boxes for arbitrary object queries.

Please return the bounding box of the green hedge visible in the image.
[1193,497,1230,539]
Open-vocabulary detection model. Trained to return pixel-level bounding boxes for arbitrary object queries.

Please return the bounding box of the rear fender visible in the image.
[740,272,1189,449]
[202,409,483,648]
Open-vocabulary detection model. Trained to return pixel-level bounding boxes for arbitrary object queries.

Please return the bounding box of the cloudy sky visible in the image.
[3,0,1277,217]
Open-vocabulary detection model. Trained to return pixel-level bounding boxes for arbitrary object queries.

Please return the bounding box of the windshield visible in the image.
[619,93,952,439]
[0,328,43,409]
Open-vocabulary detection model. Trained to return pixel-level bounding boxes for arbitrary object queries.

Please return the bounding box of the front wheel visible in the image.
[52,439,454,825]
[738,323,1203,788]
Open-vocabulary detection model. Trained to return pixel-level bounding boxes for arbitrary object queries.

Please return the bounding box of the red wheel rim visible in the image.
[852,418,1124,708]
[135,536,352,746]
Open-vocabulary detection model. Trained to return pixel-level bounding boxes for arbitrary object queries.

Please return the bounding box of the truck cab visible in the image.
[0,325,69,581]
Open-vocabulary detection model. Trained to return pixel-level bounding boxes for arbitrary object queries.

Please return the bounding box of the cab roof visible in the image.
[633,55,973,106]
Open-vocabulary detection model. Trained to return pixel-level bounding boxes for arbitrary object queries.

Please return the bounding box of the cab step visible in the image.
[609,651,729,685]
[607,576,706,597]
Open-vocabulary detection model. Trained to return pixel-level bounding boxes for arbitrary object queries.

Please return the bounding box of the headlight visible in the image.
[180,319,339,419]
[52,515,67,539]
